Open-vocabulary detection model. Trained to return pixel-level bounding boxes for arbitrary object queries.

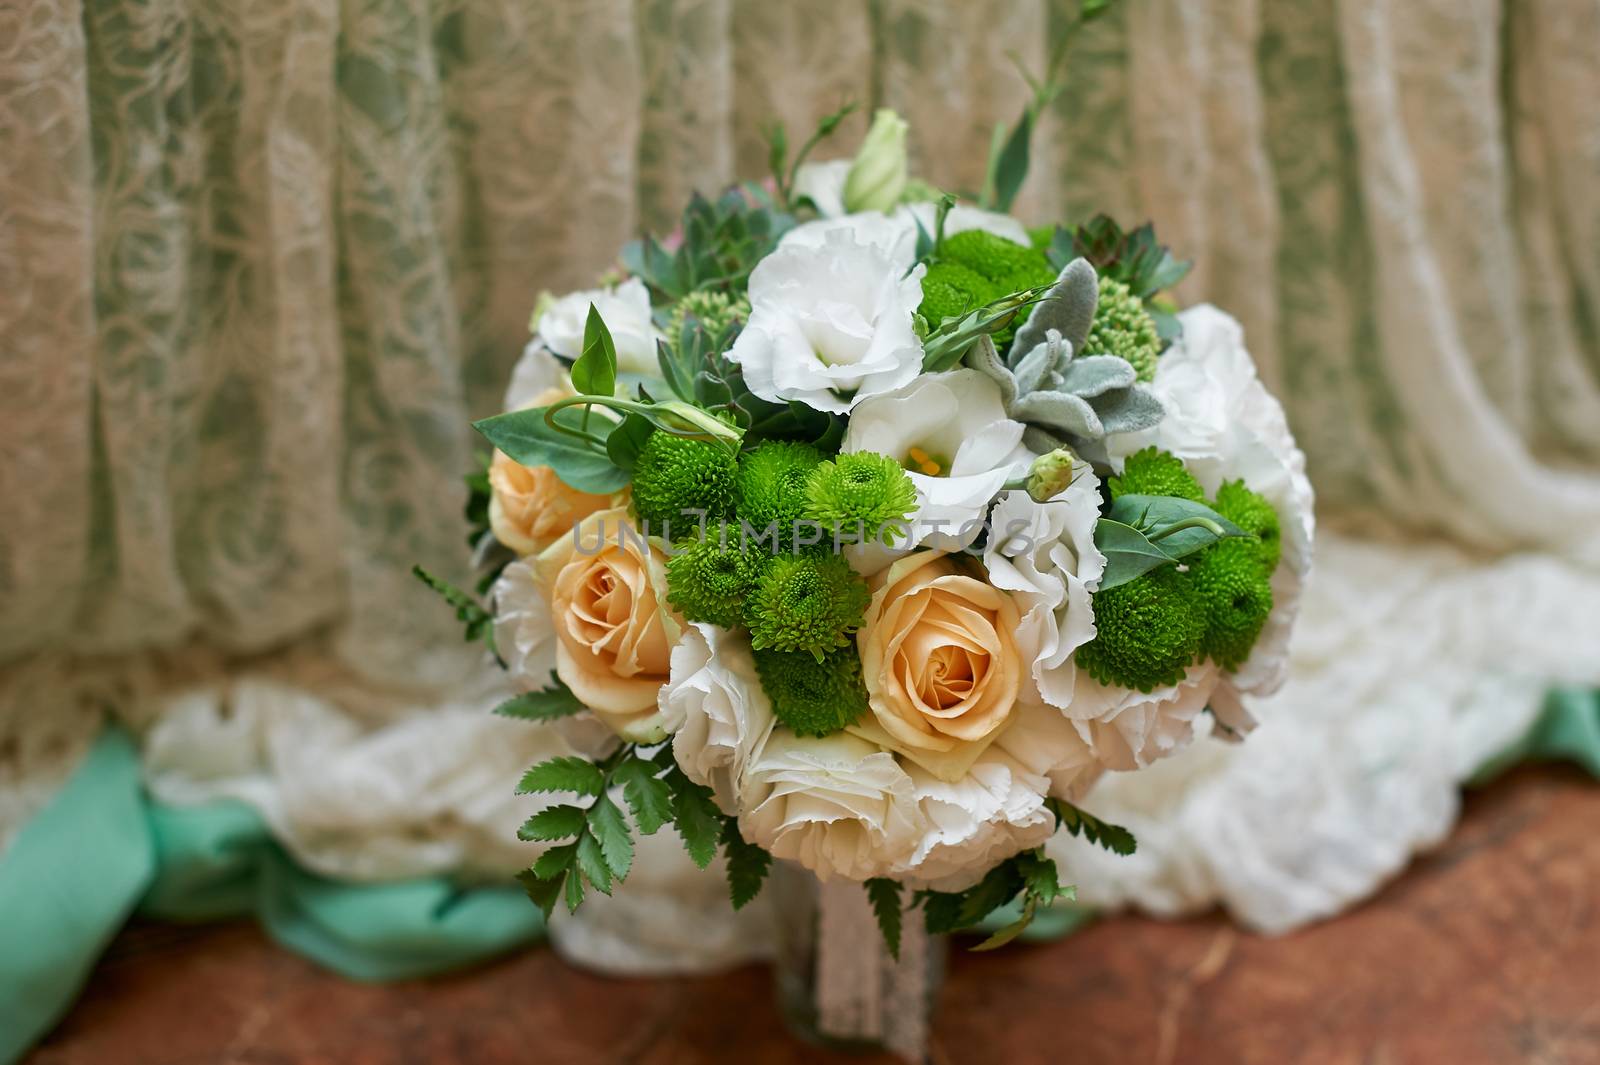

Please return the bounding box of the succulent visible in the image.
[965,257,1165,454]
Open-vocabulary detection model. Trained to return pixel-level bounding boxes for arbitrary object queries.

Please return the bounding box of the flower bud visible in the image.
[1026,448,1082,502]
[842,109,909,214]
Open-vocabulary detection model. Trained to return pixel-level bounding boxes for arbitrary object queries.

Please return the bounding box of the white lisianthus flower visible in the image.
[983,468,1106,709]
[658,623,775,815]
[1105,305,1315,700]
[992,700,1104,802]
[896,752,1055,892]
[738,730,923,881]
[778,213,918,273]
[537,277,664,375]
[503,339,567,411]
[728,228,926,414]
[843,369,1035,552]
[491,559,556,688]
[791,155,1029,245]
[1067,660,1222,771]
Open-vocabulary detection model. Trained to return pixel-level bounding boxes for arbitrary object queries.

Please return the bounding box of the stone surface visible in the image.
[26,765,1600,1065]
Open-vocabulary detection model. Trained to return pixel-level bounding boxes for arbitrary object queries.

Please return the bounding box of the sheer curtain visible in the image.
[3,0,1598,932]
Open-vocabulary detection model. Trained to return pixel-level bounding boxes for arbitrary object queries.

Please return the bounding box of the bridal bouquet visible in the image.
[421,103,1312,953]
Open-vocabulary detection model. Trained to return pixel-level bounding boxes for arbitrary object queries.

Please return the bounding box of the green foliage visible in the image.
[752,645,870,737]
[803,451,918,542]
[612,757,674,836]
[473,404,632,495]
[1081,276,1161,382]
[1211,480,1281,573]
[621,188,794,303]
[722,819,773,910]
[665,521,768,627]
[745,553,871,661]
[1045,799,1138,856]
[1189,538,1274,671]
[631,431,739,536]
[1051,214,1193,301]
[865,878,903,959]
[1094,494,1249,591]
[735,440,824,534]
[1108,447,1203,502]
[571,304,617,404]
[517,756,605,798]
[763,102,858,210]
[1075,566,1207,692]
[917,849,1073,948]
[661,759,724,869]
[492,674,586,723]
[412,565,497,655]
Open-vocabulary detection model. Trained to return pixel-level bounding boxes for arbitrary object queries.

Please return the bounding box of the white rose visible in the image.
[738,730,923,881]
[729,227,926,414]
[1067,660,1221,771]
[983,471,1106,709]
[658,623,775,815]
[537,277,664,376]
[843,369,1035,553]
[896,746,1055,891]
[1105,305,1315,699]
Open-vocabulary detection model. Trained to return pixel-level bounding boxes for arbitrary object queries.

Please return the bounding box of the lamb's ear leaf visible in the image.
[1087,384,1166,436]
[1011,391,1103,440]
[1010,257,1098,364]
[1056,354,1135,397]
[962,336,1017,408]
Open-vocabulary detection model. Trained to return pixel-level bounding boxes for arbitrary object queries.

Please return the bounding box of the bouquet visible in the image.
[420,102,1313,955]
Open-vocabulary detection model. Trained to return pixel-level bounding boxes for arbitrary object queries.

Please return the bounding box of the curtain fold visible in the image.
[3,0,1599,878]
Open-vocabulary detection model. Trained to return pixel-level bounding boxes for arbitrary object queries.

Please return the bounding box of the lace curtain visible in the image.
[3,0,1599,931]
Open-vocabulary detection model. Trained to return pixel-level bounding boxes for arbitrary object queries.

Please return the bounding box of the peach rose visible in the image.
[489,386,615,556]
[857,551,1022,761]
[535,506,681,741]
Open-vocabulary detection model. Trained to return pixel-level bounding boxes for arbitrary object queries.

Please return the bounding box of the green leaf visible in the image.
[1015,849,1068,905]
[666,769,723,869]
[564,861,587,912]
[473,406,629,494]
[575,829,613,895]
[494,675,585,723]
[605,412,656,473]
[865,878,903,960]
[531,841,578,880]
[971,896,1036,952]
[517,756,605,798]
[586,793,634,882]
[1093,518,1180,591]
[957,861,1026,928]
[515,869,564,921]
[1048,798,1138,856]
[1106,494,1248,560]
[517,804,586,842]
[572,304,618,400]
[722,820,772,911]
[614,757,673,835]
[990,110,1032,213]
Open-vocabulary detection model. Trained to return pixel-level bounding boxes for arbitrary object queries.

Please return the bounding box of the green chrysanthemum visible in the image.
[667,289,750,339]
[1107,446,1204,502]
[1081,275,1161,382]
[745,553,870,661]
[1076,566,1206,692]
[735,440,823,539]
[917,230,1057,346]
[1211,480,1281,573]
[804,451,918,543]
[631,432,738,537]
[1189,539,1274,671]
[665,522,767,628]
[753,645,869,737]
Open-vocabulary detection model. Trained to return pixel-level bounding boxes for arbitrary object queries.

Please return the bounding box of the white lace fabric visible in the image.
[3,0,1599,971]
